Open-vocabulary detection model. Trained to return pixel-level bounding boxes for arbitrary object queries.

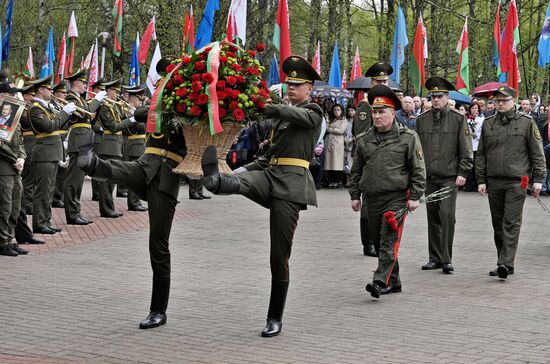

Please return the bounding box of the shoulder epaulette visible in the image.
[450,108,462,115]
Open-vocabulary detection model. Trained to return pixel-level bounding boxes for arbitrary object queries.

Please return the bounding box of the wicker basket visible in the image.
[172,122,243,177]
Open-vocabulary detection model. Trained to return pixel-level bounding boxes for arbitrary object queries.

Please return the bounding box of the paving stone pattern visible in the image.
[1,183,549,363]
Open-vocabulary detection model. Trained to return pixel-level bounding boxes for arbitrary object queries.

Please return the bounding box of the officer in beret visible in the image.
[64,70,107,225]
[349,84,426,299]
[28,75,77,234]
[416,76,473,274]
[476,85,546,279]
[353,61,394,258]
[77,59,186,329]
[201,55,323,337]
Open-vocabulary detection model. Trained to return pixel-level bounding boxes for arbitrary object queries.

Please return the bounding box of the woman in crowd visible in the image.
[324,104,349,188]
[344,106,356,187]
[457,104,467,115]
[465,103,484,192]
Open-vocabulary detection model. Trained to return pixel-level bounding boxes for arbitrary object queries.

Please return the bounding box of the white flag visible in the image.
[88,39,99,88]
[228,0,247,45]
[146,42,162,94]
[68,11,79,38]
[82,43,94,70]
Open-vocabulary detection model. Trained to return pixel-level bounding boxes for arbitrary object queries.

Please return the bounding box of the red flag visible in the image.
[409,17,426,93]
[350,47,362,82]
[113,0,123,57]
[138,16,155,65]
[55,33,67,84]
[274,0,291,81]
[312,40,321,75]
[500,0,520,92]
[342,70,347,89]
[225,11,237,43]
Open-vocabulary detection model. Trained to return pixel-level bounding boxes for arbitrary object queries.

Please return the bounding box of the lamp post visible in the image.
[98,32,110,78]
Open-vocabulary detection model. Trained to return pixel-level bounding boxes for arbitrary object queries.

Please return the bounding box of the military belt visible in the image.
[144,147,184,163]
[128,134,146,140]
[59,130,68,135]
[22,131,34,136]
[103,130,123,136]
[35,131,62,139]
[70,123,91,129]
[269,157,310,169]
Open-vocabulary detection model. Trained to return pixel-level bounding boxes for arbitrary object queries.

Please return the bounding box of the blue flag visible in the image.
[129,36,140,86]
[40,26,55,79]
[538,2,550,68]
[0,22,3,69]
[268,53,280,87]
[194,0,220,49]
[328,41,342,88]
[2,0,13,62]
[390,6,409,84]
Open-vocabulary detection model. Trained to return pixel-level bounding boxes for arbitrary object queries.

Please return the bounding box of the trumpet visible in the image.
[52,96,96,119]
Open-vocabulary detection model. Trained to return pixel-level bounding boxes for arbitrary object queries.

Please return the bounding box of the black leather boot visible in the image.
[139,278,170,329]
[202,144,240,195]
[261,280,289,337]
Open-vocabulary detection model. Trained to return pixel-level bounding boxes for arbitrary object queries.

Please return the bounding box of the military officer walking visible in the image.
[476,86,546,279]
[201,55,323,337]
[96,78,135,218]
[64,70,107,225]
[349,85,426,298]
[416,76,473,273]
[0,82,30,256]
[28,76,77,234]
[352,62,394,258]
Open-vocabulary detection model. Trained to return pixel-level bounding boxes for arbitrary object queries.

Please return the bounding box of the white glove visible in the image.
[62,103,77,115]
[233,166,247,174]
[94,91,108,102]
[129,116,136,123]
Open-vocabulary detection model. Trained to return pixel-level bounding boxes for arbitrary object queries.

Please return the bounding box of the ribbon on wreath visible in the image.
[205,41,224,135]
[146,63,183,134]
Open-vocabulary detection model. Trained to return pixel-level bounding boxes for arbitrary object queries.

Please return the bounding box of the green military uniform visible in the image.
[123,118,147,209]
[90,79,106,202]
[28,82,70,232]
[19,103,35,214]
[64,70,102,224]
[96,89,134,217]
[50,85,70,208]
[349,85,426,297]
[0,113,27,256]
[202,55,323,337]
[415,77,473,271]
[78,103,184,328]
[475,86,546,277]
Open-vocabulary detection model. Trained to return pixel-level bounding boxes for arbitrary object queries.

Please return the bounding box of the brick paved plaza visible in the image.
[1,181,549,363]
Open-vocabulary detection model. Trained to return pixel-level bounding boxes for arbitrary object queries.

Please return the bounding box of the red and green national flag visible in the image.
[273,0,291,81]
[112,0,123,57]
[182,5,194,55]
[500,0,520,93]
[25,46,35,79]
[493,2,502,78]
[456,18,469,95]
[409,16,426,94]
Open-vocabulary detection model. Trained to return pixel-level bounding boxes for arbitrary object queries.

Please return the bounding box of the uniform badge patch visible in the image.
[464,125,471,136]
[535,129,542,140]
[359,112,367,120]
[416,149,424,159]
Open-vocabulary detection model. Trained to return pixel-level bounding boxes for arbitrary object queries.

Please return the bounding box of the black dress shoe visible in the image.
[129,206,148,212]
[101,212,123,218]
[67,217,89,225]
[422,261,442,270]
[261,318,282,337]
[10,244,28,255]
[189,192,203,200]
[381,285,402,295]
[139,311,167,329]
[52,201,65,208]
[366,282,381,299]
[82,218,94,224]
[49,226,62,233]
[0,245,18,256]
[24,237,45,245]
[116,192,128,198]
[497,265,509,279]
[33,227,56,234]
[489,267,514,276]
[363,244,378,257]
[197,191,211,199]
[442,263,454,273]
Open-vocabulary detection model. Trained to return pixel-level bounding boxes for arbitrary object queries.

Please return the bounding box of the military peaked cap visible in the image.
[29,75,53,90]
[65,69,87,82]
[103,78,123,92]
[365,62,393,80]
[53,82,68,93]
[493,85,517,98]
[282,55,323,84]
[367,84,402,111]
[425,76,455,95]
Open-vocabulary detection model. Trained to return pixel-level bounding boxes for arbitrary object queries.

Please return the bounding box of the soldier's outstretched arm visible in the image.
[29,106,69,133]
[265,104,322,129]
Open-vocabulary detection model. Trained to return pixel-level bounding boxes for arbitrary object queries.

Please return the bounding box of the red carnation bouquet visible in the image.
[147,41,270,136]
